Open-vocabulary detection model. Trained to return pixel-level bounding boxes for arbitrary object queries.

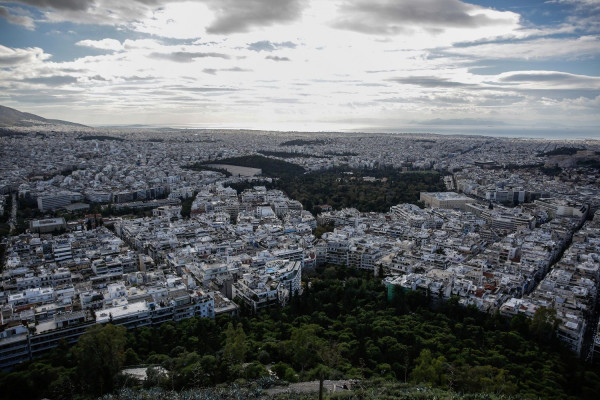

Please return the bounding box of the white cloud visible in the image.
[496,70,600,89]
[130,2,214,39]
[333,0,520,35]
[0,45,51,66]
[446,35,600,60]
[76,38,123,51]
[1,0,598,134]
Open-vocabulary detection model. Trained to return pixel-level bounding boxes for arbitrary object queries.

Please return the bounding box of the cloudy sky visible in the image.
[0,0,599,137]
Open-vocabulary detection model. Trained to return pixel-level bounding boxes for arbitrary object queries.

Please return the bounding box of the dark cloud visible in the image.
[88,75,108,81]
[12,0,94,11]
[247,40,297,52]
[9,88,81,103]
[206,0,306,34]
[202,67,251,75]
[423,118,507,126]
[499,71,599,84]
[389,76,473,88]
[0,6,35,29]
[120,75,156,82]
[149,51,231,62]
[333,0,513,35]
[0,47,42,66]
[22,75,78,86]
[266,55,291,62]
[224,67,251,72]
[0,53,31,66]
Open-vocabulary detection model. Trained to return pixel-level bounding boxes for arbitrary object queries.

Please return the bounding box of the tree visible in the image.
[410,349,447,387]
[530,307,560,343]
[309,364,331,400]
[73,324,127,395]
[124,348,141,366]
[290,324,325,372]
[223,322,247,365]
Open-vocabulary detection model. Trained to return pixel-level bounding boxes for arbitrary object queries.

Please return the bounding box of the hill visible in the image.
[0,105,87,127]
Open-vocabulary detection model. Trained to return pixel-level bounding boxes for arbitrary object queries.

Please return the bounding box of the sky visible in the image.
[0,0,599,137]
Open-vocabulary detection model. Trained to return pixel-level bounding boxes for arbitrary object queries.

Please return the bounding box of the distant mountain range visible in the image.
[0,105,87,128]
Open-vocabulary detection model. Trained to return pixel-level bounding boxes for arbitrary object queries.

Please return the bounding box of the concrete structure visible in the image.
[30,218,67,233]
[420,192,475,210]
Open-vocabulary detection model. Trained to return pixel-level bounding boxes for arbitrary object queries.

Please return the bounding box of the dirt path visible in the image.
[264,380,356,396]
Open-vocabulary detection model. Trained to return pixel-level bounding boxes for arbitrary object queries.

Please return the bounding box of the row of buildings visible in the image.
[0,185,314,368]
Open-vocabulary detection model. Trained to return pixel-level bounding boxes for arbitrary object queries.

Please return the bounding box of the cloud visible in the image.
[549,0,600,10]
[0,6,35,29]
[266,55,291,62]
[447,36,600,60]
[389,76,473,88]
[497,71,600,88]
[22,75,78,86]
[171,86,239,92]
[202,66,251,74]
[10,93,80,103]
[247,40,297,52]
[333,0,518,35]
[88,75,109,81]
[0,45,50,66]
[422,118,507,126]
[76,38,123,51]
[14,1,306,38]
[206,0,306,34]
[11,0,94,11]
[149,51,231,62]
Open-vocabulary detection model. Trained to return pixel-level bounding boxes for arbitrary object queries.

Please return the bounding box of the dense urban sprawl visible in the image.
[1,126,600,370]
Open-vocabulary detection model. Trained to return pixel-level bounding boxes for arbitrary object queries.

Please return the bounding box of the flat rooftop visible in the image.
[30,217,66,227]
[422,192,472,201]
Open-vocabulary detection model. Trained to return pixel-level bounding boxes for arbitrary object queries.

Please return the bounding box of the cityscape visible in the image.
[1,0,600,399]
[1,124,599,398]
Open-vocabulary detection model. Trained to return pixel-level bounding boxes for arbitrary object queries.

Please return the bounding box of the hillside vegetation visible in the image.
[1,266,599,400]
[204,155,306,178]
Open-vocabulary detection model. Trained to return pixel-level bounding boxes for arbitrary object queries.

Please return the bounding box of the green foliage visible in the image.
[272,167,446,213]
[290,324,325,371]
[205,155,306,179]
[1,268,599,400]
[123,348,141,366]
[537,147,582,157]
[576,158,600,168]
[410,349,447,386]
[314,223,334,239]
[223,322,248,365]
[530,307,560,344]
[258,150,327,159]
[179,193,197,218]
[540,165,562,176]
[280,139,325,146]
[181,164,232,176]
[78,135,125,142]
[74,324,128,395]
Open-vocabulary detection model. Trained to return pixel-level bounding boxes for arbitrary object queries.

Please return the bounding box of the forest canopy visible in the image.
[1,265,599,400]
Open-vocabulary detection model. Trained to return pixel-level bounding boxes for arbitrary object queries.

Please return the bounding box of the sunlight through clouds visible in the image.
[0,0,598,135]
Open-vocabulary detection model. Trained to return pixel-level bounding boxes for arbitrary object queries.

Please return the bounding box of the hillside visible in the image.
[3,266,599,400]
[0,105,87,127]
